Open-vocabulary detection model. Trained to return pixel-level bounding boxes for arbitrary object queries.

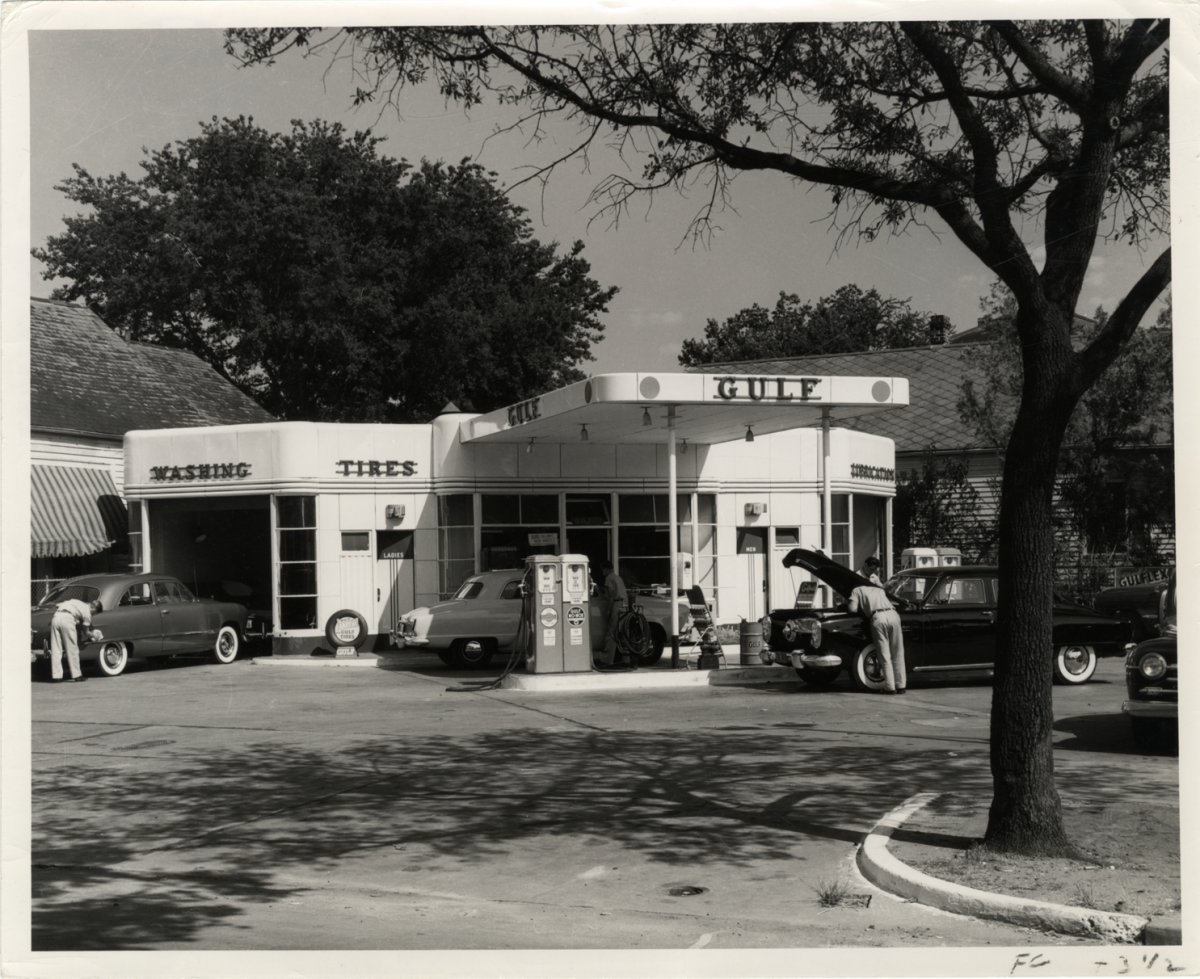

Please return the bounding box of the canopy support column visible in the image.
[668,405,680,668]
[822,407,833,607]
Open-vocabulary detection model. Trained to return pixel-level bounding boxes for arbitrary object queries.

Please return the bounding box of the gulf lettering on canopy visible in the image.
[713,376,823,402]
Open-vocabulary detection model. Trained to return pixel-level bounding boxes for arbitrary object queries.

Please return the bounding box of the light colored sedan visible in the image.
[393,569,691,668]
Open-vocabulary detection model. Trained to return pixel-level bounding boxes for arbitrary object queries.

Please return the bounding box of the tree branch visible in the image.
[988,21,1091,111]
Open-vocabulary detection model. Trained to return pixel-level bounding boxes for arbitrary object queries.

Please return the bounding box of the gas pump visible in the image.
[524,553,592,674]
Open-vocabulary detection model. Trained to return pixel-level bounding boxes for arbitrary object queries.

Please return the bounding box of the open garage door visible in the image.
[147,496,272,635]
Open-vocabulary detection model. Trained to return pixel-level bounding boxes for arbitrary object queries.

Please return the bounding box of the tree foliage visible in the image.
[678,285,950,366]
[226,21,1171,855]
[35,116,616,422]
[958,284,1174,563]
[894,454,997,561]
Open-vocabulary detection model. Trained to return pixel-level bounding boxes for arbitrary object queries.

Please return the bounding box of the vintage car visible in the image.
[1123,571,1177,749]
[1093,575,1171,640]
[760,548,1129,690]
[393,569,691,668]
[31,573,249,677]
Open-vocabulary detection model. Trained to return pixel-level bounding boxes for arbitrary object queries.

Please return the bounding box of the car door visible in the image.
[154,579,210,654]
[918,573,996,671]
[106,581,162,656]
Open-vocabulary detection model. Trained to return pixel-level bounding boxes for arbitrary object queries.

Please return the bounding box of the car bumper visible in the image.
[791,652,842,669]
[1122,699,1178,720]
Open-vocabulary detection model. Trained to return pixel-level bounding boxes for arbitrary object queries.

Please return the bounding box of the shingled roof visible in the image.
[688,344,995,454]
[31,299,275,439]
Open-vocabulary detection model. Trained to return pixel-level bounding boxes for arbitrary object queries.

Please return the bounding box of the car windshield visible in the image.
[884,574,929,603]
[451,579,485,601]
[37,584,100,608]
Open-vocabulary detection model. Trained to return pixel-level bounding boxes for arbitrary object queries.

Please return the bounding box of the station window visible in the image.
[277,495,317,630]
[617,494,714,591]
[566,493,611,568]
[823,493,851,568]
[126,501,143,573]
[479,494,560,573]
[437,494,474,598]
[341,532,370,552]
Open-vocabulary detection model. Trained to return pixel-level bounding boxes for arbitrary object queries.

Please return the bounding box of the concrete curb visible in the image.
[857,793,1150,945]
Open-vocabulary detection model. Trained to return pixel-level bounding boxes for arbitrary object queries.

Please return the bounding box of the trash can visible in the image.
[739,620,764,666]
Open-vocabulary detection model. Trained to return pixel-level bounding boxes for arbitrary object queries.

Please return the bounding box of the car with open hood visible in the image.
[31,573,249,677]
[393,569,691,668]
[760,548,1128,691]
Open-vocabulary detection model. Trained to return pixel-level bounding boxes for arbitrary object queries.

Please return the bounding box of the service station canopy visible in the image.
[464,372,910,445]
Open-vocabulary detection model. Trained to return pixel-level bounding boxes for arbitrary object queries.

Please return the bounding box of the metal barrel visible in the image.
[739,620,764,666]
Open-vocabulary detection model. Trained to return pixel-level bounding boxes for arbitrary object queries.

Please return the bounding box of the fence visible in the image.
[31,578,66,607]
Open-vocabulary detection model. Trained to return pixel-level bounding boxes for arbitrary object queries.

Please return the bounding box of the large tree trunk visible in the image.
[984,309,1082,856]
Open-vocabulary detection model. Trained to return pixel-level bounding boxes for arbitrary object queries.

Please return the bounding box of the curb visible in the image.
[857,793,1150,945]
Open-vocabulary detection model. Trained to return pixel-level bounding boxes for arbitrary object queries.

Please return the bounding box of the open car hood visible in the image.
[780,548,875,601]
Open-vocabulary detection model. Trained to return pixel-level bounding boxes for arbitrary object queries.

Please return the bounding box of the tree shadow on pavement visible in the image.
[31,693,1179,949]
[1054,711,1178,756]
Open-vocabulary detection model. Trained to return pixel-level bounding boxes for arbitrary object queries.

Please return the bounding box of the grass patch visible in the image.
[814,878,852,908]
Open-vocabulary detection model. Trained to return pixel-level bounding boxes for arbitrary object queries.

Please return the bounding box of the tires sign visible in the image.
[566,605,586,627]
[332,616,363,645]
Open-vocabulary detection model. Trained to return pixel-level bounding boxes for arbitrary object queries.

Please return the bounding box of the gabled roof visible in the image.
[30,299,275,439]
[687,344,994,454]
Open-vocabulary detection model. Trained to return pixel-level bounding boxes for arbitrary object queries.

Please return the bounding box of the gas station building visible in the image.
[123,371,908,655]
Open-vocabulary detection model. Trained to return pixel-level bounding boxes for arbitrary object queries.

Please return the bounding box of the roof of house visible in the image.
[688,343,999,454]
[30,298,275,439]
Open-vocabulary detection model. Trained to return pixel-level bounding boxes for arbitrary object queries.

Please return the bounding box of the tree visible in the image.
[894,453,998,562]
[958,285,1174,576]
[678,285,950,366]
[226,21,1171,855]
[35,116,616,422]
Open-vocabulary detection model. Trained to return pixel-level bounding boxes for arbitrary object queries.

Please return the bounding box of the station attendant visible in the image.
[857,556,883,586]
[599,561,628,667]
[846,581,905,694]
[49,598,103,683]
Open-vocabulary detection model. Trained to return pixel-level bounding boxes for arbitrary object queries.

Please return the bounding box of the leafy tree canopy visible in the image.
[35,116,616,422]
[679,285,951,366]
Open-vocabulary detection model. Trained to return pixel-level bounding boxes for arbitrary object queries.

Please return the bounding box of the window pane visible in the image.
[621,526,669,558]
[696,523,717,554]
[439,494,474,526]
[832,494,850,522]
[566,494,610,526]
[279,530,316,562]
[620,557,667,589]
[280,563,317,595]
[280,596,317,630]
[775,527,800,546]
[278,496,315,528]
[154,581,179,604]
[832,526,850,554]
[696,494,716,524]
[440,526,475,561]
[481,495,520,523]
[675,494,693,523]
[521,495,559,524]
[341,532,370,552]
[619,495,657,523]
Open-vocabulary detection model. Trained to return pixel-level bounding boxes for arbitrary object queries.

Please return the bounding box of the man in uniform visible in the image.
[846,579,905,694]
[49,597,103,682]
[598,561,628,667]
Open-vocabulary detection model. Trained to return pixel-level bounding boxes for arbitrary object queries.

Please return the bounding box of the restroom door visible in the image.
[377,530,415,636]
[736,527,767,621]
[339,531,375,629]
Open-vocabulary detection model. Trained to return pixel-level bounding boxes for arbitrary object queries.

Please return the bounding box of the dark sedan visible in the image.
[760,549,1129,691]
[1123,572,1177,750]
[31,573,248,677]
[1093,576,1170,640]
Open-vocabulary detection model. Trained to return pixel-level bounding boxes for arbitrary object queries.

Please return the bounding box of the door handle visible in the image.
[982,611,995,620]
[377,588,381,602]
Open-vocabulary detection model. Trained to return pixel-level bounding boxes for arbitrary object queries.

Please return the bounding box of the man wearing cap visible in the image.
[49,597,103,683]
[847,578,906,694]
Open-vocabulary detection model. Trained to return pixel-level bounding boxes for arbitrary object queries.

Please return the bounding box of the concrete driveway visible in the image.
[22,654,1177,959]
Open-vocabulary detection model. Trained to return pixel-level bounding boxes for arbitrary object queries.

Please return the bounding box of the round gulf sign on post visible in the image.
[540,607,559,628]
[566,605,586,627]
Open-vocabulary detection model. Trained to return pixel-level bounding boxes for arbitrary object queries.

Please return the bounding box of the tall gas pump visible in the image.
[525,553,592,674]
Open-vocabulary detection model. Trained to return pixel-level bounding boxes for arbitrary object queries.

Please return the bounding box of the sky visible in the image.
[26,25,1169,376]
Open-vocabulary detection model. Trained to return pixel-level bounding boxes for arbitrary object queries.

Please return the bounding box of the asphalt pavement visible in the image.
[16,650,1184,975]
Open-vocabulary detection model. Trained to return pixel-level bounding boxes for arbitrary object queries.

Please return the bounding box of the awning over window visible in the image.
[31,465,128,558]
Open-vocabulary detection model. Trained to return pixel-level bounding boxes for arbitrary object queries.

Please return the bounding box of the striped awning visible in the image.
[31,465,128,558]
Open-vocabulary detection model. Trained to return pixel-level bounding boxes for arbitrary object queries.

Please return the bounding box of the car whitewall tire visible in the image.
[213,625,240,664]
[850,644,890,692]
[96,641,128,677]
[1053,644,1097,684]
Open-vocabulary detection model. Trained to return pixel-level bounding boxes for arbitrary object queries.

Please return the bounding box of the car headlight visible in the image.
[1139,652,1168,680]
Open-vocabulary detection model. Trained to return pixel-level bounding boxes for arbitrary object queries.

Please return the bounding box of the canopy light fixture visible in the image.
[679,439,688,454]
[642,407,652,426]
[526,437,535,454]
[745,426,755,443]
[580,424,589,442]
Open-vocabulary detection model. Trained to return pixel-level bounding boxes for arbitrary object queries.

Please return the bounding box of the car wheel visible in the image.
[452,639,494,669]
[796,665,840,688]
[636,625,666,667]
[1052,644,1097,684]
[96,641,129,677]
[213,625,240,664]
[849,644,889,692]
